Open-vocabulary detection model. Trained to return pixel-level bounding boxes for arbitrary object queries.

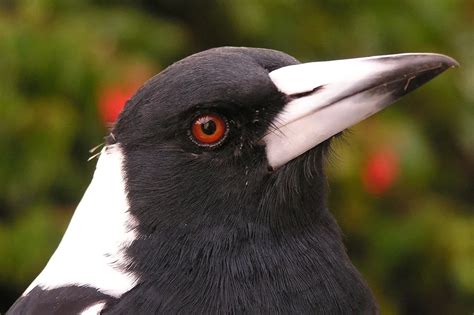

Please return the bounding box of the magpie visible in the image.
[8,47,457,314]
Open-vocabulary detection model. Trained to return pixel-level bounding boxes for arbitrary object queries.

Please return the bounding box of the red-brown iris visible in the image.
[191,113,228,146]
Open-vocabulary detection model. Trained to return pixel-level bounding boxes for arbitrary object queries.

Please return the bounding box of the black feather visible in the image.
[105,47,377,313]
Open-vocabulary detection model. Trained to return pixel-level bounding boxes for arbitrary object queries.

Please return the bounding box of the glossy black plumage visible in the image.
[101,47,377,313]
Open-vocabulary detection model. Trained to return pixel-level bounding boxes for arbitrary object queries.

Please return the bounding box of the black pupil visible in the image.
[201,119,217,135]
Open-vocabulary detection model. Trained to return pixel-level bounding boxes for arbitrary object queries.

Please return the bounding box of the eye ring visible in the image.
[189,113,229,147]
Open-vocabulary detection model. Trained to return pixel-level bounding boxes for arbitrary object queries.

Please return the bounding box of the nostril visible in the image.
[288,85,326,100]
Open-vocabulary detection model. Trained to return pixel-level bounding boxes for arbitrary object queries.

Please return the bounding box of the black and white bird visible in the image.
[8,47,457,314]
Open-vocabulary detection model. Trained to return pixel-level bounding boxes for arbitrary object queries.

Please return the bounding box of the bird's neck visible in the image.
[26,145,376,312]
[119,164,377,313]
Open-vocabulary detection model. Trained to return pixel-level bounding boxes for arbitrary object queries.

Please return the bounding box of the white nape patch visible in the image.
[81,301,106,315]
[265,53,455,168]
[23,145,139,298]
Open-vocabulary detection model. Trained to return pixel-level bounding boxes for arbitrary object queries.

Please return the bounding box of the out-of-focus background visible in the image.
[0,0,473,313]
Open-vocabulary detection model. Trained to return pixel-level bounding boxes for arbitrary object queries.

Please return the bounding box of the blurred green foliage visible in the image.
[0,0,473,313]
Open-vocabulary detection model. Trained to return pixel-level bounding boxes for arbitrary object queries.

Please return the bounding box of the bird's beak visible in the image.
[264,53,458,169]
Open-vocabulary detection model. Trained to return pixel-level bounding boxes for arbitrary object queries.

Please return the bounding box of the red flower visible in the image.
[362,148,399,195]
[98,84,138,125]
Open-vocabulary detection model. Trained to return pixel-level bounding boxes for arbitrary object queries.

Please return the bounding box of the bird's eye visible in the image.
[190,113,229,147]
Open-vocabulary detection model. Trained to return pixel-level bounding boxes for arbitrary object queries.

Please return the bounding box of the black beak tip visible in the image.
[384,53,459,99]
[436,54,460,69]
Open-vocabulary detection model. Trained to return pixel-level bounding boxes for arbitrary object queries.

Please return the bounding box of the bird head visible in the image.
[112,47,457,235]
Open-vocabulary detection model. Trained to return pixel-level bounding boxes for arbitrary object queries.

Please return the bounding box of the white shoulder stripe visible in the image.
[23,144,139,297]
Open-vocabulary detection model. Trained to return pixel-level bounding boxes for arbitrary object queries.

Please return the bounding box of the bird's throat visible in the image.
[120,165,377,313]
